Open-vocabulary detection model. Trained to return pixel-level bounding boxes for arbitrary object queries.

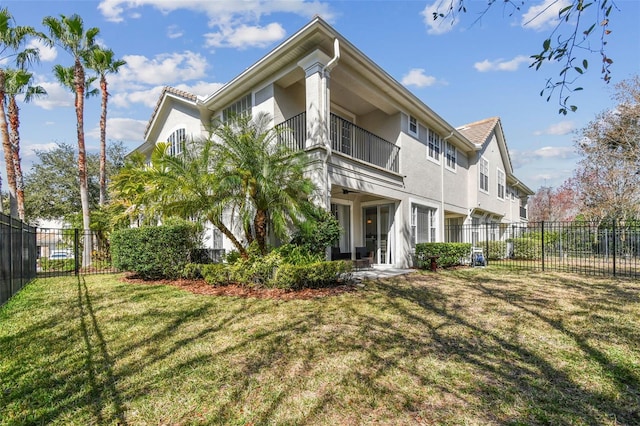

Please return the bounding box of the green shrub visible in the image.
[201,264,229,286]
[182,263,204,279]
[291,208,341,256]
[270,260,352,290]
[111,222,201,279]
[512,237,542,260]
[415,243,472,268]
[40,258,75,272]
[273,243,325,265]
[478,241,508,260]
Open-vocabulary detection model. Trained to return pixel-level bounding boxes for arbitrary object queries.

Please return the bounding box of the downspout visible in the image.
[441,131,454,240]
[321,38,340,210]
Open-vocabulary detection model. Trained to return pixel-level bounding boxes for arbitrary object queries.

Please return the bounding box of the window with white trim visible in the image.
[222,93,252,122]
[168,128,186,156]
[497,169,505,200]
[408,115,418,137]
[428,129,441,161]
[445,141,456,170]
[411,204,437,248]
[479,157,489,192]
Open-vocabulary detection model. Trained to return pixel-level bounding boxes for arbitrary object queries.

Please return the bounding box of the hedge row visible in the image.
[415,243,472,268]
[183,259,353,290]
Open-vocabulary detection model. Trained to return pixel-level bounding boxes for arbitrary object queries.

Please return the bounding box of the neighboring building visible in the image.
[133,16,533,268]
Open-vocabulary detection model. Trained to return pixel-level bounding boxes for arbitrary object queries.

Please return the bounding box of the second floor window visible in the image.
[479,157,489,192]
[445,141,456,170]
[409,115,418,136]
[168,128,186,156]
[222,93,252,122]
[497,169,505,200]
[428,129,441,161]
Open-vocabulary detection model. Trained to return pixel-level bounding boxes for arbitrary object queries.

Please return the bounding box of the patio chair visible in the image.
[355,246,374,270]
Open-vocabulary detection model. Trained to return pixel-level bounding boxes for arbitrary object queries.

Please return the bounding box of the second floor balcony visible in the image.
[276,112,400,173]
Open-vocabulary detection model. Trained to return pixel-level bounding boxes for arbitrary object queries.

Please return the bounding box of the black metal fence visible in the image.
[1,212,37,306]
[36,228,119,277]
[445,220,640,278]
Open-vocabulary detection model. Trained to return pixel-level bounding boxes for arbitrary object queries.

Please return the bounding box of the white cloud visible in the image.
[522,0,572,31]
[111,86,165,109]
[98,0,334,49]
[23,142,59,157]
[534,121,575,136]
[474,55,531,72]
[511,145,577,168]
[28,39,57,62]
[87,117,148,141]
[167,24,184,39]
[205,22,286,49]
[99,0,334,23]
[111,81,224,109]
[401,68,438,88]
[111,51,209,89]
[421,0,460,35]
[31,81,74,110]
[532,146,575,158]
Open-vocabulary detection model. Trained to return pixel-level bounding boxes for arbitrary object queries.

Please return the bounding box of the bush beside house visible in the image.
[415,243,472,268]
[111,222,201,279]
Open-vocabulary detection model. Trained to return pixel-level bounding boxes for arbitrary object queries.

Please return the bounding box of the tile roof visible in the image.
[456,117,500,145]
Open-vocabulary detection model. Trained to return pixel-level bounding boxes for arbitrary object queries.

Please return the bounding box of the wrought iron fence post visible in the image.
[613,219,617,277]
[74,229,80,276]
[541,221,545,272]
[485,222,490,266]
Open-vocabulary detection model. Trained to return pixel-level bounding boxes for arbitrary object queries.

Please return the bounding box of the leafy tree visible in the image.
[568,74,640,221]
[4,68,46,221]
[0,7,39,218]
[110,139,248,255]
[527,184,579,222]
[110,113,317,257]
[432,0,618,114]
[43,13,100,266]
[212,112,316,254]
[85,47,126,206]
[24,141,126,223]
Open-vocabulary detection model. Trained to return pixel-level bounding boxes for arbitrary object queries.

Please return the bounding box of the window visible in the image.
[222,93,252,122]
[428,129,441,161]
[497,169,505,200]
[167,128,186,156]
[411,204,436,248]
[479,157,489,192]
[445,141,456,170]
[409,115,418,136]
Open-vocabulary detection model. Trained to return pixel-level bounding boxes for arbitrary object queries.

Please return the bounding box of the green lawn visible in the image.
[1,269,639,425]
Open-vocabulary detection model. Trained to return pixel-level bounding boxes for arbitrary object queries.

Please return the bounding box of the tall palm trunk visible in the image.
[254,209,268,254]
[8,94,25,220]
[99,74,107,206]
[74,58,92,268]
[0,70,17,217]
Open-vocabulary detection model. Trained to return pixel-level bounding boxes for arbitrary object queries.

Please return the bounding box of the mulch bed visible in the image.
[122,273,358,300]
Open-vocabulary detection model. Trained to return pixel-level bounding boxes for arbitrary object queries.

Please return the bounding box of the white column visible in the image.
[298,50,332,210]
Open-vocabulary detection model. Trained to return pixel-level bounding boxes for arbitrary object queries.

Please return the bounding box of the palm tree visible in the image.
[4,68,46,220]
[85,47,126,206]
[212,112,316,254]
[43,13,99,267]
[0,7,38,218]
[110,140,248,256]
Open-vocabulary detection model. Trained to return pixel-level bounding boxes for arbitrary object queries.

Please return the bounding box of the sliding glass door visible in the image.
[363,204,393,265]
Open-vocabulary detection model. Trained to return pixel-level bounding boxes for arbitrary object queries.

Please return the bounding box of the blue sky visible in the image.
[1,0,639,193]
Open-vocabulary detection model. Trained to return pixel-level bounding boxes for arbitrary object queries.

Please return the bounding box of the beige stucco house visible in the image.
[134,16,533,268]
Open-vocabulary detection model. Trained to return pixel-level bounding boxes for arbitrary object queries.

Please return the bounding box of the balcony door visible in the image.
[363,204,393,265]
